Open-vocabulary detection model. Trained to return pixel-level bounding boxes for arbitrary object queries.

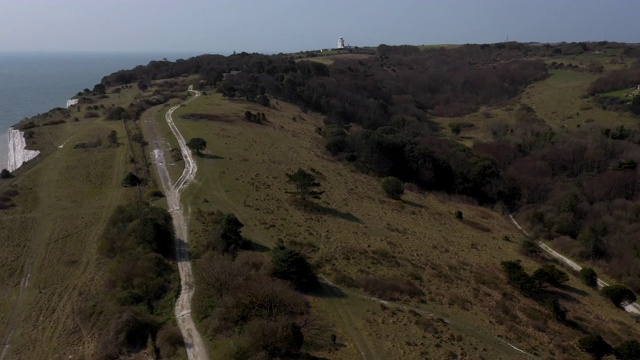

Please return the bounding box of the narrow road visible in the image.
[509,215,640,315]
[151,87,209,359]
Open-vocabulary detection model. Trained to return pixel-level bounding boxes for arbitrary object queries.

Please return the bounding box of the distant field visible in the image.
[301,53,373,65]
[168,91,640,359]
[599,88,638,98]
[434,66,640,148]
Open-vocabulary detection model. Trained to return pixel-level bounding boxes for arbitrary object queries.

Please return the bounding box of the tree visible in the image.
[271,240,319,292]
[532,264,569,287]
[630,95,640,115]
[107,106,128,120]
[380,176,404,199]
[614,340,640,360]
[577,227,607,260]
[186,138,207,155]
[217,214,244,254]
[93,83,106,94]
[286,168,323,200]
[108,130,118,145]
[500,260,540,293]
[122,172,142,187]
[578,334,612,360]
[580,267,598,287]
[520,237,541,256]
[0,169,12,179]
[601,285,637,307]
[449,123,461,135]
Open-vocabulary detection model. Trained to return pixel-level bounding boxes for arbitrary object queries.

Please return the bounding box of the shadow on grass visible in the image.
[316,205,362,223]
[196,153,224,160]
[563,318,589,334]
[402,199,425,209]
[291,198,362,223]
[559,284,590,297]
[315,281,348,299]
[461,219,492,233]
[240,238,270,253]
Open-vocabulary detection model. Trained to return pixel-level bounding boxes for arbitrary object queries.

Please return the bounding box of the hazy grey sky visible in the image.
[0,0,637,54]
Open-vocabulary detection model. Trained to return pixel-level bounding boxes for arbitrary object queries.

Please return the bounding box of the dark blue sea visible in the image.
[0,51,200,168]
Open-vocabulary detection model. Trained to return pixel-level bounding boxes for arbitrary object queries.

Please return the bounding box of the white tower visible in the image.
[338,36,345,49]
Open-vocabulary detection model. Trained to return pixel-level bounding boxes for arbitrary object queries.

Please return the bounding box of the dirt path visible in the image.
[150,87,209,360]
[320,277,537,360]
[509,215,640,315]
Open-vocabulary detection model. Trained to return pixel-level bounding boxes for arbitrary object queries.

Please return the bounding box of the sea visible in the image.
[0,51,201,169]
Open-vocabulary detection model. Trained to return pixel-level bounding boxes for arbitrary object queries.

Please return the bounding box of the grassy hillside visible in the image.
[4,43,640,359]
[0,81,192,359]
[166,91,640,359]
[0,103,129,358]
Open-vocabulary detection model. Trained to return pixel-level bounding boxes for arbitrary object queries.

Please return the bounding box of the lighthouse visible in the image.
[338,36,345,49]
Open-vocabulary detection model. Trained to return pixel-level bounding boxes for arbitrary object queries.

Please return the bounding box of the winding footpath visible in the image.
[152,86,209,359]
[509,215,640,315]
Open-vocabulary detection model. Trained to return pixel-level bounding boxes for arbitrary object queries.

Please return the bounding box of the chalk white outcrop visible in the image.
[7,128,39,172]
[66,98,78,108]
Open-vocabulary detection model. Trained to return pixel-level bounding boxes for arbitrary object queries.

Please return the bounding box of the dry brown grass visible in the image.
[0,83,178,359]
[169,91,640,359]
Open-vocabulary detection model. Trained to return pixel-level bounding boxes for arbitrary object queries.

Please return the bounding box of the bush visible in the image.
[144,189,164,200]
[218,274,309,327]
[381,176,404,199]
[578,334,612,360]
[325,136,349,155]
[84,111,100,119]
[156,323,184,358]
[271,241,319,292]
[614,340,640,360]
[357,276,424,301]
[122,172,142,187]
[500,260,540,293]
[214,213,244,254]
[601,285,637,307]
[244,319,304,358]
[107,106,129,120]
[520,237,541,256]
[532,264,569,287]
[580,267,598,287]
[0,169,12,179]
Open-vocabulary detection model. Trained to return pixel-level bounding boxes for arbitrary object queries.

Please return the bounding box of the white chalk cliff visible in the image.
[7,128,39,172]
[66,98,78,108]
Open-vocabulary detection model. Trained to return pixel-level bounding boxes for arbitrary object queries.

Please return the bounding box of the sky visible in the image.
[0,0,638,54]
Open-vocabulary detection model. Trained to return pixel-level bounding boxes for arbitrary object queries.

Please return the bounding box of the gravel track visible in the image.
[152,87,209,359]
[509,215,640,315]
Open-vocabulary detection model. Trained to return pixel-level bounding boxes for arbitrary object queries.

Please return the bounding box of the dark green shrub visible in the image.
[122,172,142,187]
[580,267,598,287]
[578,334,612,360]
[271,241,319,292]
[0,169,12,179]
[601,285,637,307]
[381,176,404,200]
[614,340,640,360]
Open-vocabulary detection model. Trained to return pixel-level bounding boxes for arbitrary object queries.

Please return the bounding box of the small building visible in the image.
[338,36,345,49]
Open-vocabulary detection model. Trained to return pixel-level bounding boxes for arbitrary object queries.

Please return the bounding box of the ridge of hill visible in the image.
[2,42,640,359]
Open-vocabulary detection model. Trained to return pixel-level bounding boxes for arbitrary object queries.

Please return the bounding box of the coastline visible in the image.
[0,130,7,171]
[7,128,39,172]
[4,96,78,172]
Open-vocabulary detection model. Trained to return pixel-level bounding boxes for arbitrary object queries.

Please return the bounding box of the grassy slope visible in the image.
[169,92,640,359]
[0,86,149,359]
